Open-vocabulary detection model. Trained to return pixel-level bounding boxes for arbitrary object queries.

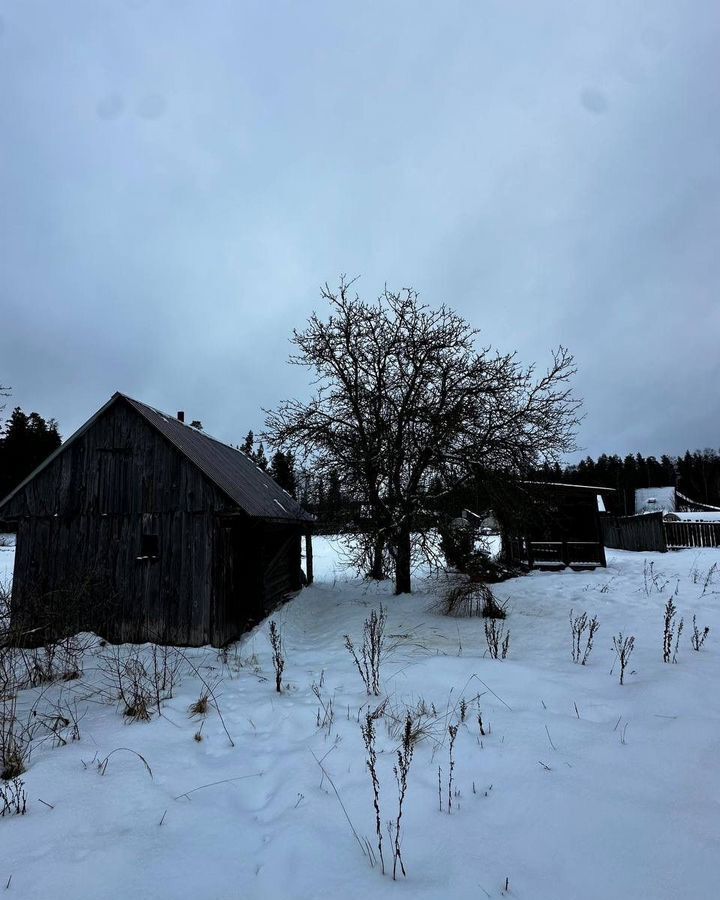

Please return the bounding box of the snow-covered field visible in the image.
[2,538,720,899]
[0,534,14,585]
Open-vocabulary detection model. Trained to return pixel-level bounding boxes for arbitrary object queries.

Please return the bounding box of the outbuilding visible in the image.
[0,393,313,646]
[503,481,613,569]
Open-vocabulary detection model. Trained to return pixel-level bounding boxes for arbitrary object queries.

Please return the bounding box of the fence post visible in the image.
[305,531,314,585]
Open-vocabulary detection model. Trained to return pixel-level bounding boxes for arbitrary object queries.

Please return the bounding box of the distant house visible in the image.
[0,393,313,646]
[634,486,720,516]
[635,486,677,514]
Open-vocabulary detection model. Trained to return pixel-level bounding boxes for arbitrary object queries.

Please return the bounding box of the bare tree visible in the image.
[265,278,580,593]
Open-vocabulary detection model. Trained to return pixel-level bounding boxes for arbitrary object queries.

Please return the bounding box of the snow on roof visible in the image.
[665,511,720,523]
[523,481,615,493]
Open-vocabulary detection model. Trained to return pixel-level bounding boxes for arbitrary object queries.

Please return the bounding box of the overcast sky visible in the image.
[1,0,719,461]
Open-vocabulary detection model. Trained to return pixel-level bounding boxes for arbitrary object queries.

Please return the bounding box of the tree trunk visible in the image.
[394,527,412,594]
[369,533,386,581]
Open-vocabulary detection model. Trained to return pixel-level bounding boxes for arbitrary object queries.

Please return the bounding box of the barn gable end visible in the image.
[0,393,312,646]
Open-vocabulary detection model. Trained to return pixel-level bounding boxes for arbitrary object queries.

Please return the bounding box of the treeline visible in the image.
[0,408,62,501]
[3,393,717,525]
[272,448,720,524]
[240,431,298,499]
[532,450,720,514]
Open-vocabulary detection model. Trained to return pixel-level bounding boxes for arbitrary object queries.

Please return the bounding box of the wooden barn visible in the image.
[0,393,313,646]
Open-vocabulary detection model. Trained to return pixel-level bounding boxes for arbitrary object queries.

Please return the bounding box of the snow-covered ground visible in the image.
[2,539,720,899]
[0,534,15,585]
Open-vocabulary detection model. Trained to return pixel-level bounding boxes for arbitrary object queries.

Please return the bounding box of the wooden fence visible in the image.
[602,513,720,552]
[665,520,720,549]
[601,513,667,552]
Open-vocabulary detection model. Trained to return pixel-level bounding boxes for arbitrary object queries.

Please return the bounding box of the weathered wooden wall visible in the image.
[4,399,303,646]
[601,512,667,552]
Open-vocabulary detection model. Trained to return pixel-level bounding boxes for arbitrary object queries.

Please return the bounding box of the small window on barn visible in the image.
[140,533,159,559]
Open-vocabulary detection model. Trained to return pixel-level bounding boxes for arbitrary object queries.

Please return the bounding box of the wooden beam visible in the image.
[305,531,313,585]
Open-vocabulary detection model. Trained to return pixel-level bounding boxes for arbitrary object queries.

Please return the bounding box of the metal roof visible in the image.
[523,480,616,494]
[122,395,312,522]
[0,393,313,524]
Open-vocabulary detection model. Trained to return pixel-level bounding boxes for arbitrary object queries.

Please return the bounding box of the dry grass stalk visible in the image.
[344,606,386,696]
[612,633,635,685]
[569,609,600,664]
[391,716,415,880]
[447,723,459,813]
[484,619,510,659]
[691,615,710,651]
[269,620,284,693]
[361,702,387,875]
[662,598,683,664]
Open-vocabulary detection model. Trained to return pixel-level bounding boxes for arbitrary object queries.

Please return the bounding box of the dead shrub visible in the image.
[0,777,27,817]
[385,697,437,747]
[123,695,152,722]
[0,580,11,636]
[99,647,155,721]
[1,632,90,698]
[31,696,84,749]
[188,693,210,717]
[98,642,184,721]
[0,694,28,781]
[150,643,183,705]
[437,581,506,619]
[1,688,84,781]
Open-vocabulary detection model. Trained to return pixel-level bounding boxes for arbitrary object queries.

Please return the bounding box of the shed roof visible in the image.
[0,393,313,524]
[523,481,616,494]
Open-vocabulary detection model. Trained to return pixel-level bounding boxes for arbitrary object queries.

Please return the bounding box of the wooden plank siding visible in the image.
[2,398,307,646]
[602,514,720,552]
[601,513,668,552]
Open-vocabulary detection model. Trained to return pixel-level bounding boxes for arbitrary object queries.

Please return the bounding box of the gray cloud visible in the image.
[580,88,609,114]
[1,0,719,462]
